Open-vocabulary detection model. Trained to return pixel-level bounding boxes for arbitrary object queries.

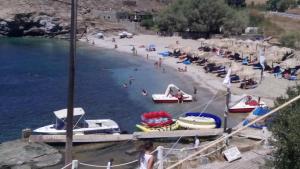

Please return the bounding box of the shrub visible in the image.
[140,19,155,30]
[280,31,300,49]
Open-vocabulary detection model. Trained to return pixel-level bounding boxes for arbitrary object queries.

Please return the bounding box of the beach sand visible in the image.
[83,34,298,107]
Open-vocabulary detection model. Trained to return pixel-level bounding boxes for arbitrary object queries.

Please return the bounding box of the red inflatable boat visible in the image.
[141,111,173,127]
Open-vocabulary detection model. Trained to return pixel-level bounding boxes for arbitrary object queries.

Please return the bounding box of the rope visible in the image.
[80,160,138,168]
[166,94,300,169]
[162,136,183,159]
[78,148,158,168]
[61,163,72,169]
[174,91,224,119]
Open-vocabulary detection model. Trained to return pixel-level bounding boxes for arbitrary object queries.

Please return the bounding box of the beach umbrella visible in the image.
[265,52,282,62]
[237,67,257,78]
[207,56,232,65]
[168,43,181,50]
[198,38,206,42]
[181,46,192,54]
[280,59,300,69]
[230,62,243,74]
[193,51,210,58]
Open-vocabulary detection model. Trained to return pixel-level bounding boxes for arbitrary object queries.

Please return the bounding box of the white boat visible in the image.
[34,108,120,135]
[229,95,267,113]
[152,84,193,103]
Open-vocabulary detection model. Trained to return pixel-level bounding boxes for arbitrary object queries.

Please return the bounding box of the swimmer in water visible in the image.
[123,83,128,88]
[142,89,148,96]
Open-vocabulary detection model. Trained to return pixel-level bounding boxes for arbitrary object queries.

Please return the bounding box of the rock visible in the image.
[0,12,68,37]
[33,153,62,168]
[11,164,31,169]
[0,140,62,168]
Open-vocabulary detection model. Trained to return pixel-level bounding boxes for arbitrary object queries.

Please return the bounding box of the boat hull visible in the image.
[152,99,193,103]
[34,119,121,135]
[177,120,216,129]
[229,108,255,113]
[185,112,222,128]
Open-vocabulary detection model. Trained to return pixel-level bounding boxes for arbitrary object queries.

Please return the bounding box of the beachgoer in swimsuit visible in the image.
[177,90,183,103]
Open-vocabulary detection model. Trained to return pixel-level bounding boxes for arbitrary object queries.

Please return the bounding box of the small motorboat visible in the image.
[242,106,270,129]
[152,84,193,103]
[136,121,179,132]
[34,108,120,135]
[229,95,266,113]
[177,112,222,129]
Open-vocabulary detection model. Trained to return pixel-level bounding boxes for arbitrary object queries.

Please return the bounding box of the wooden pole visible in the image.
[157,146,164,169]
[224,87,230,132]
[65,0,77,167]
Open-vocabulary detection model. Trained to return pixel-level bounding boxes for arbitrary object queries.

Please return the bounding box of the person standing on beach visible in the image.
[146,54,149,60]
[158,58,162,68]
[193,86,197,94]
[139,141,155,169]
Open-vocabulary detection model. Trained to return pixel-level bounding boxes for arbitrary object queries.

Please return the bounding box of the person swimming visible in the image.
[142,89,148,96]
[123,83,128,88]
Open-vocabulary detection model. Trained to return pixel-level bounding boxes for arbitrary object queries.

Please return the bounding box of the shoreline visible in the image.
[81,34,298,107]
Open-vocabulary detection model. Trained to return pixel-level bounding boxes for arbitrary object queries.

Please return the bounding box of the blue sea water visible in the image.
[0,37,230,142]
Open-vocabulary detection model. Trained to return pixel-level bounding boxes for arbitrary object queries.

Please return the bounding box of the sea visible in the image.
[0,37,237,142]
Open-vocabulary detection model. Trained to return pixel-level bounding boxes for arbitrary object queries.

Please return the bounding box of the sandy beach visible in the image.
[82,34,298,107]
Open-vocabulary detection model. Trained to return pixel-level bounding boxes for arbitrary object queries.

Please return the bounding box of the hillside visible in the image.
[0,0,168,37]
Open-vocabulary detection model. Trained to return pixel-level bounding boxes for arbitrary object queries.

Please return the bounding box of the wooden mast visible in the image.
[65,0,77,166]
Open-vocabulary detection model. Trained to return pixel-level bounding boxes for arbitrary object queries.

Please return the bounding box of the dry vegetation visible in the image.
[246,0,267,5]
[287,8,300,15]
[266,15,300,32]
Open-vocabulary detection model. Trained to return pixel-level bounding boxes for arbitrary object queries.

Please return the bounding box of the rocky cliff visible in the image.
[0,0,167,37]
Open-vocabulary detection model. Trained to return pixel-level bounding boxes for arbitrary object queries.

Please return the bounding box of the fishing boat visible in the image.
[34,108,120,135]
[136,111,179,132]
[152,84,193,103]
[177,112,222,129]
[229,95,266,113]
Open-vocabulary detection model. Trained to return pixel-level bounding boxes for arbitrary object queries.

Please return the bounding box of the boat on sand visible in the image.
[34,108,120,135]
[152,84,193,103]
[229,95,266,113]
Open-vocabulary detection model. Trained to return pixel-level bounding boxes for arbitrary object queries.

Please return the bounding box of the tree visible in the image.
[156,0,248,37]
[268,86,300,169]
[266,0,298,12]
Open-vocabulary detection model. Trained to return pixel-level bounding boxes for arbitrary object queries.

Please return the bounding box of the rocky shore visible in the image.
[0,140,62,169]
[0,12,69,37]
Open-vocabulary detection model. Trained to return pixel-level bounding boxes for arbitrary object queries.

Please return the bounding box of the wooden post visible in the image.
[71,160,78,169]
[260,68,264,84]
[224,87,231,132]
[157,146,164,169]
[21,128,31,139]
[65,0,77,167]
